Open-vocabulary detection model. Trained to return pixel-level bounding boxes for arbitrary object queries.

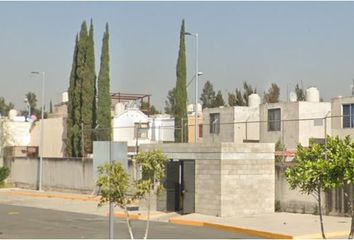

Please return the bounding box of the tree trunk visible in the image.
[344,192,354,239]
[318,186,326,239]
[144,189,151,240]
[124,206,135,240]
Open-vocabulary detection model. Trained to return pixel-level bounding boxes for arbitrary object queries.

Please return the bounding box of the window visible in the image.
[210,113,220,134]
[343,104,354,128]
[268,108,281,131]
[134,122,149,139]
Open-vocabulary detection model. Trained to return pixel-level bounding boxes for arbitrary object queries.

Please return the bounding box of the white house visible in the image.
[112,104,175,156]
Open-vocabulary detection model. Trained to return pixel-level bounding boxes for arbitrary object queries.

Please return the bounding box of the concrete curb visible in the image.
[169,217,293,239]
[169,217,349,239]
[294,231,348,239]
[4,190,100,202]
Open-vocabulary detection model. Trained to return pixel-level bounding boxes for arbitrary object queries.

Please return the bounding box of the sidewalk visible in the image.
[169,212,351,239]
[0,188,352,239]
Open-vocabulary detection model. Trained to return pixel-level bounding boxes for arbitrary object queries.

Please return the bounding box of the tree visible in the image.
[200,81,216,109]
[140,102,160,115]
[263,83,280,103]
[97,23,112,141]
[67,20,98,157]
[0,97,14,117]
[213,90,225,107]
[295,83,305,101]
[96,161,135,239]
[285,143,330,239]
[81,19,97,154]
[164,87,176,115]
[174,20,188,142]
[25,92,38,116]
[228,81,256,106]
[135,150,168,240]
[324,136,354,238]
[67,34,80,157]
[96,150,168,240]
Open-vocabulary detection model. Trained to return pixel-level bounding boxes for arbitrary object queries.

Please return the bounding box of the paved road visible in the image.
[0,204,256,239]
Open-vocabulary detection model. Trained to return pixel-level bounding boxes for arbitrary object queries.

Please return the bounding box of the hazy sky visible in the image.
[2,1,354,112]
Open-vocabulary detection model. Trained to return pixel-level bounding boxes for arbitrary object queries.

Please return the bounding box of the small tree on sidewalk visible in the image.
[324,136,354,239]
[135,150,168,240]
[96,162,135,239]
[285,143,330,239]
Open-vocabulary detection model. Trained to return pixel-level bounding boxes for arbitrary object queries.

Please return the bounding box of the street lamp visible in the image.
[185,31,199,143]
[31,71,45,192]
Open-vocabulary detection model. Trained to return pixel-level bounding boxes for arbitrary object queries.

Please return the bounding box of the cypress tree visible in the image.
[97,23,112,141]
[81,20,96,155]
[174,20,188,142]
[49,100,53,113]
[67,34,79,157]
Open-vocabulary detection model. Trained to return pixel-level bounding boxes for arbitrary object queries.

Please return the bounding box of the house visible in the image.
[202,93,261,144]
[112,103,175,157]
[187,103,203,143]
[259,87,331,151]
[331,95,354,139]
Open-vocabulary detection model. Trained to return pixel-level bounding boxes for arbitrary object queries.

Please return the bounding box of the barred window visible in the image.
[210,113,220,134]
[268,108,281,131]
[343,104,354,128]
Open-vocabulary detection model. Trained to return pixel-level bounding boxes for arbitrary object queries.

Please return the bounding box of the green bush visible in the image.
[0,166,10,186]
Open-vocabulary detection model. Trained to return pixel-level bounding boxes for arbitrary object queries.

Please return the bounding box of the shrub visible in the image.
[0,166,10,187]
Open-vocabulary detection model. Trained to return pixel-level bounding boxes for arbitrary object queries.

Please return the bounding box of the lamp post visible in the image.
[31,71,45,192]
[185,31,199,143]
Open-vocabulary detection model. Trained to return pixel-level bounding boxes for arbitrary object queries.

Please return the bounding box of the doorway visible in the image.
[165,160,195,214]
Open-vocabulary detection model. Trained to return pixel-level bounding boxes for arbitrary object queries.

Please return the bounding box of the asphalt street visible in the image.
[0,204,256,239]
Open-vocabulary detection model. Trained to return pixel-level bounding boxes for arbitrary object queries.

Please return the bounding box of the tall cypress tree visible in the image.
[97,23,112,141]
[67,34,79,157]
[81,20,96,155]
[174,20,188,142]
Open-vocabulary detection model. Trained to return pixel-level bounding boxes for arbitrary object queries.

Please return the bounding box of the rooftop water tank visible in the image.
[289,92,297,102]
[248,93,261,107]
[306,87,320,102]
[62,92,68,103]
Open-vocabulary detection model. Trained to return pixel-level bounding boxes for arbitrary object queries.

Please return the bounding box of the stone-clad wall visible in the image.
[221,159,274,217]
[195,160,221,216]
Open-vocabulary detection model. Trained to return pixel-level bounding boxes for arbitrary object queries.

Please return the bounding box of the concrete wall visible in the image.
[275,163,325,214]
[203,107,235,143]
[202,106,260,144]
[260,102,299,150]
[331,96,354,139]
[298,102,331,147]
[4,157,94,193]
[140,142,275,217]
[30,117,66,157]
[260,102,330,150]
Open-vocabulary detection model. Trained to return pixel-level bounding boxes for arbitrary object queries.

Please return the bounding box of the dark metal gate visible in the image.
[182,160,195,214]
[166,161,181,211]
[165,160,195,213]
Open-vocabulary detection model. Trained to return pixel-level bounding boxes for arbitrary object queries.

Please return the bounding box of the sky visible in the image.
[1,1,354,112]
